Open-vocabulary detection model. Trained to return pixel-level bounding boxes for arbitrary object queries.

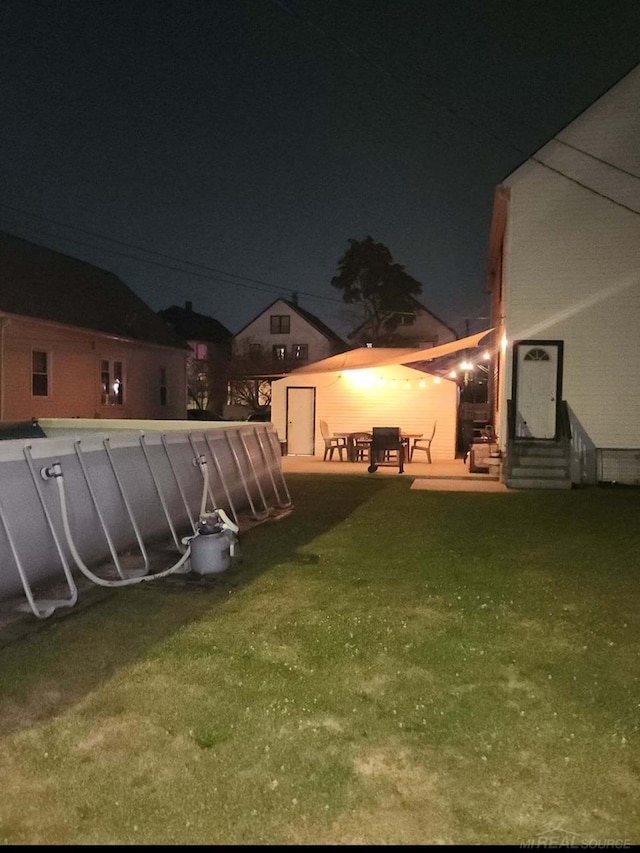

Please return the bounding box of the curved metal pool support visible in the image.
[0,420,291,616]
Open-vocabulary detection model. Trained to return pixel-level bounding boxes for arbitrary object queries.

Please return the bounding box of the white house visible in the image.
[487,64,640,486]
[227,297,346,418]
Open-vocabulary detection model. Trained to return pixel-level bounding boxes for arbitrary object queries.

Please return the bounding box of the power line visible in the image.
[0,202,346,305]
[0,218,345,305]
[269,0,640,219]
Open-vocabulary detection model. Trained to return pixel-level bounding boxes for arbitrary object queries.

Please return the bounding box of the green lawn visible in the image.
[0,475,638,845]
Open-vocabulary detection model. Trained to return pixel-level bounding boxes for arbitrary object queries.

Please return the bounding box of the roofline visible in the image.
[348,295,458,340]
[500,61,640,182]
[1,228,127,281]
[0,309,191,352]
[233,296,345,344]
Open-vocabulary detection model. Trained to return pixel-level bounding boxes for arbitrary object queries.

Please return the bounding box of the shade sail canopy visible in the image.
[287,329,493,376]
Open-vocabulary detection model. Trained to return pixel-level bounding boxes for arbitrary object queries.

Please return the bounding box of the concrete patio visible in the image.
[281,454,510,492]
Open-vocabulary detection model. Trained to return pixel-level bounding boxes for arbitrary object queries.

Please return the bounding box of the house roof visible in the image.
[288,329,492,375]
[0,231,189,350]
[348,295,458,341]
[234,298,346,347]
[158,303,232,344]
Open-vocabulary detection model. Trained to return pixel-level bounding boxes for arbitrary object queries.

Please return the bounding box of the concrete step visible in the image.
[510,466,569,479]
[514,444,566,457]
[506,476,572,490]
[511,455,567,468]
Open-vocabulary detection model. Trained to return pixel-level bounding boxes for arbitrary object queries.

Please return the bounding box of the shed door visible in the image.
[286,387,315,455]
[514,342,562,439]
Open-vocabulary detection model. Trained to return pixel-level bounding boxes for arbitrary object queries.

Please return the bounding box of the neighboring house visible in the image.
[227,297,346,418]
[348,296,458,348]
[158,301,232,415]
[0,231,190,421]
[487,64,640,487]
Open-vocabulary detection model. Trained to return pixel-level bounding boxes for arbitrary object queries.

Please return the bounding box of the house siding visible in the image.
[496,65,640,481]
[272,364,457,459]
[233,299,340,365]
[1,314,187,421]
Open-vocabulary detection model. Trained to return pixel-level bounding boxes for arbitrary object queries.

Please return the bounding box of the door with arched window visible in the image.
[512,341,563,439]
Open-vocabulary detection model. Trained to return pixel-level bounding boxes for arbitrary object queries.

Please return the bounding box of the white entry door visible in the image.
[514,342,562,439]
[286,387,315,455]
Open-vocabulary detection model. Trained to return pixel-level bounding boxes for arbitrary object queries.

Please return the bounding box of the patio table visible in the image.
[333,432,423,462]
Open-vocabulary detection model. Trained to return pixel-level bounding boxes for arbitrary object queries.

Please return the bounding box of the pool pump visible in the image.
[188,509,239,576]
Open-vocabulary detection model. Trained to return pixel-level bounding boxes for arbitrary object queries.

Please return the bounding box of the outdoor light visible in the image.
[482,350,491,360]
[418,379,426,389]
[434,377,441,384]
[403,380,410,390]
[449,370,457,379]
[501,333,508,352]
[460,360,474,371]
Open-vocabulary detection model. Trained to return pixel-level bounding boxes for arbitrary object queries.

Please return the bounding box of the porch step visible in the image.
[506,476,572,490]
[510,454,567,468]
[510,465,569,479]
[513,443,565,456]
[506,439,572,490]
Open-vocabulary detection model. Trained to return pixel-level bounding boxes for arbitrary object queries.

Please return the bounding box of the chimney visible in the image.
[185,300,193,313]
[291,291,299,306]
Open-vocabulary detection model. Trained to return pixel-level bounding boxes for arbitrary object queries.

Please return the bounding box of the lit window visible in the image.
[293,344,308,361]
[272,345,286,361]
[32,351,49,397]
[193,342,208,360]
[270,315,290,334]
[160,366,167,406]
[101,359,125,405]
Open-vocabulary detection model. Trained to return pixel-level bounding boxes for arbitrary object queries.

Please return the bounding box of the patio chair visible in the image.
[368,427,404,474]
[410,421,436,463]
[320,419,347,461]
[350,432,372,462]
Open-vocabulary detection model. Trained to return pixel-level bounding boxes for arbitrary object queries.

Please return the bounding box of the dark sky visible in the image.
[2,0,639,338]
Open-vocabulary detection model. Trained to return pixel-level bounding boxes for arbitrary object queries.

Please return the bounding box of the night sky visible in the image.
[2,0,639,338]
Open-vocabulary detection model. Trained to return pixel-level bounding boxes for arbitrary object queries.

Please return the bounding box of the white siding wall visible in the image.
[272,364,457,459]
[234,299,338,363]
[500,66,640,474]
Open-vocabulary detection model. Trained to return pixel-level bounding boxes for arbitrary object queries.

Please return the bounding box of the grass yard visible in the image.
[0,475,638,845]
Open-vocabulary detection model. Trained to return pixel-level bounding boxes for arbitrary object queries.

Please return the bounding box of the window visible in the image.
[272,345,286,361]
[524,348,550,361]
[101,359,124,405]
[293,344,308,361]
[397,313,416,326]
[160,367,167,406]
[32,350,49,397]
[193,342,208,360]
[270,315,290,334]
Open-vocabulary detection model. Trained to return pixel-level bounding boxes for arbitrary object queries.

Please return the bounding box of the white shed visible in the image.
[270,334,494,459]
